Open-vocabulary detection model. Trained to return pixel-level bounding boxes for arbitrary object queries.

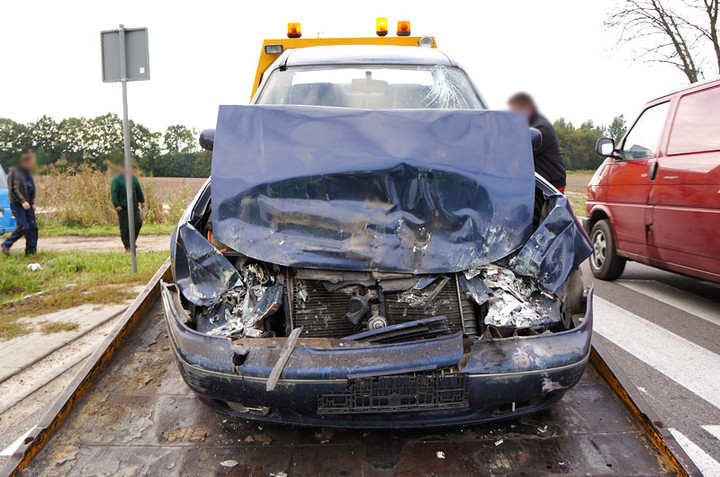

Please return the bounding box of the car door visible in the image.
[0,166,16,235]
[648,84,720,281]
[605,101,670,258]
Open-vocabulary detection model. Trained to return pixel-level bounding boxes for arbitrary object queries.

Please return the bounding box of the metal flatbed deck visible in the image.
[2,264,701,476]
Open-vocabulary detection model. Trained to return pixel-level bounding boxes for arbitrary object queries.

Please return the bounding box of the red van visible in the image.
[585,77,720,282]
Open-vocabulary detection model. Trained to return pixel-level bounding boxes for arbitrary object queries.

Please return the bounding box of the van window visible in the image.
[622,102,670,160]
[668,86,720,155]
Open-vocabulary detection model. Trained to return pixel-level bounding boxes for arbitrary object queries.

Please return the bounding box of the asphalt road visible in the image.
[584,260,720,474]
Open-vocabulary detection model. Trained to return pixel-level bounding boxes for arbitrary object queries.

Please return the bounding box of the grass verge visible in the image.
[0,251,168,340]
[39,223,175,237]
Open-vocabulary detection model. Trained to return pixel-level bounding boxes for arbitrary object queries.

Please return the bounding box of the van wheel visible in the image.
[590,220,626,280]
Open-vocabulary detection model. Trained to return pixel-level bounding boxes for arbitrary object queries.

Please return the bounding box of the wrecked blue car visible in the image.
[161,46,593,428]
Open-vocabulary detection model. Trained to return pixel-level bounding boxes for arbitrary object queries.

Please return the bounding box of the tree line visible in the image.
[0,114,211,177]
[0,113,627,176]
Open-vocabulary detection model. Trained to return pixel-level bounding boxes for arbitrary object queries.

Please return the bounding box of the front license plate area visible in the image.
[317,373,469,414]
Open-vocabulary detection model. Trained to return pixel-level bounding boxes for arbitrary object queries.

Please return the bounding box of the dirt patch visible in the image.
[565,174,592,195]
[13,234,171,253]
[163,426,209,443]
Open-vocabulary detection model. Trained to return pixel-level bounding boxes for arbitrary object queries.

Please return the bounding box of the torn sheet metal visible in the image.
[204,264,284,338]
[509,180,592,292]
[211,105,536,274]
[461,265,561,329]
[173,222,241,306]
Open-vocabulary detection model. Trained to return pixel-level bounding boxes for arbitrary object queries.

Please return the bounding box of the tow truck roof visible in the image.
[281,45,454,67]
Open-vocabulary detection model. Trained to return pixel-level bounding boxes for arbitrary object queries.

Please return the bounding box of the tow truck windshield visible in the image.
[256,65,484,109]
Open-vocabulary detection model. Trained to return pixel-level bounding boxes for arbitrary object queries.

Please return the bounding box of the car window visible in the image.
[256,65,484,110]
[668,86,720,155]
[0,168,7,188]
[622,102,670,160]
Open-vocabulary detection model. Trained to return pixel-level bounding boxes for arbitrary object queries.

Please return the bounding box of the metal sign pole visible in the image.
[118,24,137,273]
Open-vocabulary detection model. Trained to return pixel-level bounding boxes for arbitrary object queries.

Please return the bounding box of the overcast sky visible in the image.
[0,0,692,132]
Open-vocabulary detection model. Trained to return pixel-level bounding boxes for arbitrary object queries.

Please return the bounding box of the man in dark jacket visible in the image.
[111,162,145,251]
[508,93,567,192]
[2,152,38,256]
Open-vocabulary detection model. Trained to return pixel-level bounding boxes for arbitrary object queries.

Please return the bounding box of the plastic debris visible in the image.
[220,460,238,467]
[436,451,446,459]
[495,439,504,446]
[27,263,43,272]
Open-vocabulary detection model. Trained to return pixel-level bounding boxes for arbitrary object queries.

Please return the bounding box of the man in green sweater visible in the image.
[110,163,145,251]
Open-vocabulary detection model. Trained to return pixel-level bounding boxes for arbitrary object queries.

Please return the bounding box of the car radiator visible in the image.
[291,275,476,338]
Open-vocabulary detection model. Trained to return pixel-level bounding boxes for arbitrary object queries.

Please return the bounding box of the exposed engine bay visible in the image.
[180,229,582,343]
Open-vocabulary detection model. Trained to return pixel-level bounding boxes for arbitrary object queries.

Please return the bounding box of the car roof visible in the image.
[650,75,720,103]
[281,45,456,67]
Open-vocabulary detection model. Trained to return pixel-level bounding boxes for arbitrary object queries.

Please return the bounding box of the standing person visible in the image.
[111,162,145,251]
[2,152,38,256]
[508,93,567,193]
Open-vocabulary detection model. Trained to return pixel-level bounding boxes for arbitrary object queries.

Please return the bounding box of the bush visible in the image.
[35,162,190,228]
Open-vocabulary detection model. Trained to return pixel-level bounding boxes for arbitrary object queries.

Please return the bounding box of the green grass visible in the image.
[39,320,80,334]
[39,223,175,238]
[0,251,168,340]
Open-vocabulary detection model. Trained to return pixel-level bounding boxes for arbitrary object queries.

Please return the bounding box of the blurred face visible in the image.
[508,101,534,119]
[20,154,36,171]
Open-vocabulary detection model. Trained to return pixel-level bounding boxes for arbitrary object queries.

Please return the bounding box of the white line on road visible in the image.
[703,425,720,442]
[618,279,720,327]
[669,428,720,477]
[0,427,35,457]
[593,296,720,409]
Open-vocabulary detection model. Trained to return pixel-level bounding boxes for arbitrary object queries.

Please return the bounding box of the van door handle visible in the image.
[649,162,659,181]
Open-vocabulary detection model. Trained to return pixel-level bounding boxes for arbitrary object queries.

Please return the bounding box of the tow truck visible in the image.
[2,22,702,475]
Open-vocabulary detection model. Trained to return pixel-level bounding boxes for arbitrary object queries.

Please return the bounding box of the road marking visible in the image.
[593,297,720,409]
[618,279,720,327]
[0,427,35,457]
[668,428,720,477]
[703,425,720,442]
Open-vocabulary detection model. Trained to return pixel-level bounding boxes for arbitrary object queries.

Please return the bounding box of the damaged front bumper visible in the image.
[161,282,593,428]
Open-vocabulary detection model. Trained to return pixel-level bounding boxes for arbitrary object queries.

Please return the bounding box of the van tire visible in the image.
[589,219,626,280]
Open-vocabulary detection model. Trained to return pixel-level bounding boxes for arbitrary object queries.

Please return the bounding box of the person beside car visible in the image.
[2,152,38,256]
[111,161,145,251]
[508,92,567,193]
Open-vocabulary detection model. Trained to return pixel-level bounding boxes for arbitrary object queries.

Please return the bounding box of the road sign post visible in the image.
[101,25,149,273]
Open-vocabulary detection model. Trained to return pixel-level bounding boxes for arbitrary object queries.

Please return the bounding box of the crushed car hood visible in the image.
[211,105,536,274]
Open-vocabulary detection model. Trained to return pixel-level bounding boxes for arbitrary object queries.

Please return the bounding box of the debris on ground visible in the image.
[314,428,334,443]
[495,439,504,446]
[436,451,446,459]
[27,263,43,272]
[162,425,208,442]
[244,433,272,445]
[220,460,238,468]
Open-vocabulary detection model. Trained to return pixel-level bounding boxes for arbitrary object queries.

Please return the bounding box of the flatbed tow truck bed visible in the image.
[2,263,701,476]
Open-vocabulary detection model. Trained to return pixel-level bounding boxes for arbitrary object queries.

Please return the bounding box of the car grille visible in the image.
[291,275,474,338]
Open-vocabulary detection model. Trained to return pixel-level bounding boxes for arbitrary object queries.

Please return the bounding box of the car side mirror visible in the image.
[596,137,618,158]
[199,129,215,151]
[529,127,542,151]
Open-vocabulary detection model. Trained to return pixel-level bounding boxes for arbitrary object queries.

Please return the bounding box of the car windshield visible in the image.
[256,65,484,110]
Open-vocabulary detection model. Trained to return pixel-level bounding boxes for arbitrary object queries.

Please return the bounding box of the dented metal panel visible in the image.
[211,105,536,273]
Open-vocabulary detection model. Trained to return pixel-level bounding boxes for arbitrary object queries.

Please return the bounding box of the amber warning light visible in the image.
[397,21,411,36]
[287,23,301,38]
[376,17,388,37]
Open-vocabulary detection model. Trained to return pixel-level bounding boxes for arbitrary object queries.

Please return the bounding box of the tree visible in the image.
[554,118,607,170]
[192,150,212,178]
[605,0,720,82]
[607,115,628,142]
